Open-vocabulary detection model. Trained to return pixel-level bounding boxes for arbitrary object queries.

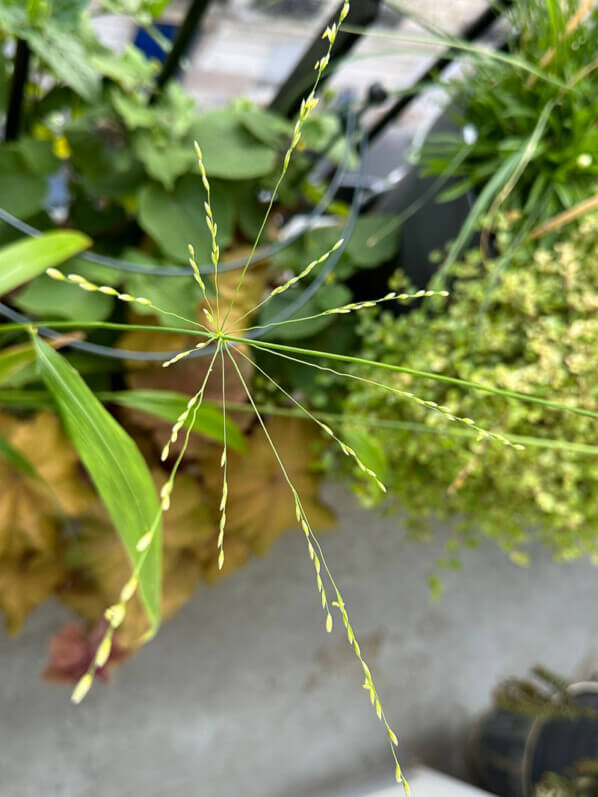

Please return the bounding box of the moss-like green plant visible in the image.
[535,766,598,797]
[344,210,598,572]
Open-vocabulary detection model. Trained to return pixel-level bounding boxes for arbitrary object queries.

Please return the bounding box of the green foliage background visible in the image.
[346,210,598,564]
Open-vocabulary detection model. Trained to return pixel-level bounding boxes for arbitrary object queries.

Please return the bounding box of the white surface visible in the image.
[367,767,494,796]
[1,484,598,796]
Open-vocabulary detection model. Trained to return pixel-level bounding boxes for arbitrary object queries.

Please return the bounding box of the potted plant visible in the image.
[470,667,598,797]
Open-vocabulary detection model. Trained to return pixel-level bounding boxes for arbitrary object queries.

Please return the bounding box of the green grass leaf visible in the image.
[102,389,246,453]
[436,151,521,277]
[0,231,92,295]
[0,433,38,479]
[193,109,278,179]
[0,343,37,387]
[25,26,100,102]
[33,337,162,634]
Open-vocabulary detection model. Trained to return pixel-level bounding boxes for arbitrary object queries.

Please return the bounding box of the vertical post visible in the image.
[5,39,31,142]
[152,0,211,98]
[367,2,513,141]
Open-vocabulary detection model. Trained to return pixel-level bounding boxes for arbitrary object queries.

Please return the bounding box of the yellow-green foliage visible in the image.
[346,212,598,562]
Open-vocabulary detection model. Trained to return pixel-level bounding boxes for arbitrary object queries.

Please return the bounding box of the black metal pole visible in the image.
[367,3,513,142]
[151,0,211,99]
[269,0,382,119]
[5,39,31,142]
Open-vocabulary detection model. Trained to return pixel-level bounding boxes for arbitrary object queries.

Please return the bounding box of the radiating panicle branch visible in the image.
[219,0,352,332]
[161,337,215,369]
[235,347,387,493]
[45,268,210,335]
[224,344,407,791]
[235,239,346,327]
[187,244,209,301]
[242,341,525,453]
[71,349,222,705]
[194,141,221,325]
[217,347,229,570]
[324,289,449,315]
[237,289,450,337]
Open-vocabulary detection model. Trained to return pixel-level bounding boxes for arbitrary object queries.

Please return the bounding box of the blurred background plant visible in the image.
[418,0,598,220]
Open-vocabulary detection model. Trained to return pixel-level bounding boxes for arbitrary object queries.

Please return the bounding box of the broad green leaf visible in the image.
[124,268,203,327]
[0,389,52,408]
[301,113,341,151]
[138,175,234,262]
[315,283,352,310]
[25,26,100,101]
[346,215,401,268]
[342,426,388,483]
[153,83,197,140]
[0,231,91,295]
[33,337,162,632]
[93,46,157,92]
[0,343,37,386]
[133,132,196,190]
[234,100,291,148]
[12,138,58,176]
[66,125,145,199]
[111,90,156,129]
[15,272,113,322]
[193,109,278,179]
[31,0,88,24]
[102,390,246,453]
[0,171,46,219]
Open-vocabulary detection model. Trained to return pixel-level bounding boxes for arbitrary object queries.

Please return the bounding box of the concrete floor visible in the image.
[2,484,597,797]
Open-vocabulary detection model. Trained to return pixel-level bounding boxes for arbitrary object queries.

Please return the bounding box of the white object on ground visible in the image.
[364,767,495,796]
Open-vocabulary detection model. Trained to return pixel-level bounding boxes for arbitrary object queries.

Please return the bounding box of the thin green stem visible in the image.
[217,345,228,569]
[221,2,350,331]
[235,347,386,490]
[224,345,407,791]
[0,321,213,337]
[204,400,598,457]
[222,334,598,423]
[240,339,521,449]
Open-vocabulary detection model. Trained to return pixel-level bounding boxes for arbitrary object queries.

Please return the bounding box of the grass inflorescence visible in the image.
[37,1,578,789]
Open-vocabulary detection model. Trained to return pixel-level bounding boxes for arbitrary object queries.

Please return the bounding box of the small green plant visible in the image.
[344,208,598,574]
[535,764,598,797]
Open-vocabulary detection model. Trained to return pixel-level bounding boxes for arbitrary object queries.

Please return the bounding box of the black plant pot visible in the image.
[469,683,598,797]
[346,109,475,303]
